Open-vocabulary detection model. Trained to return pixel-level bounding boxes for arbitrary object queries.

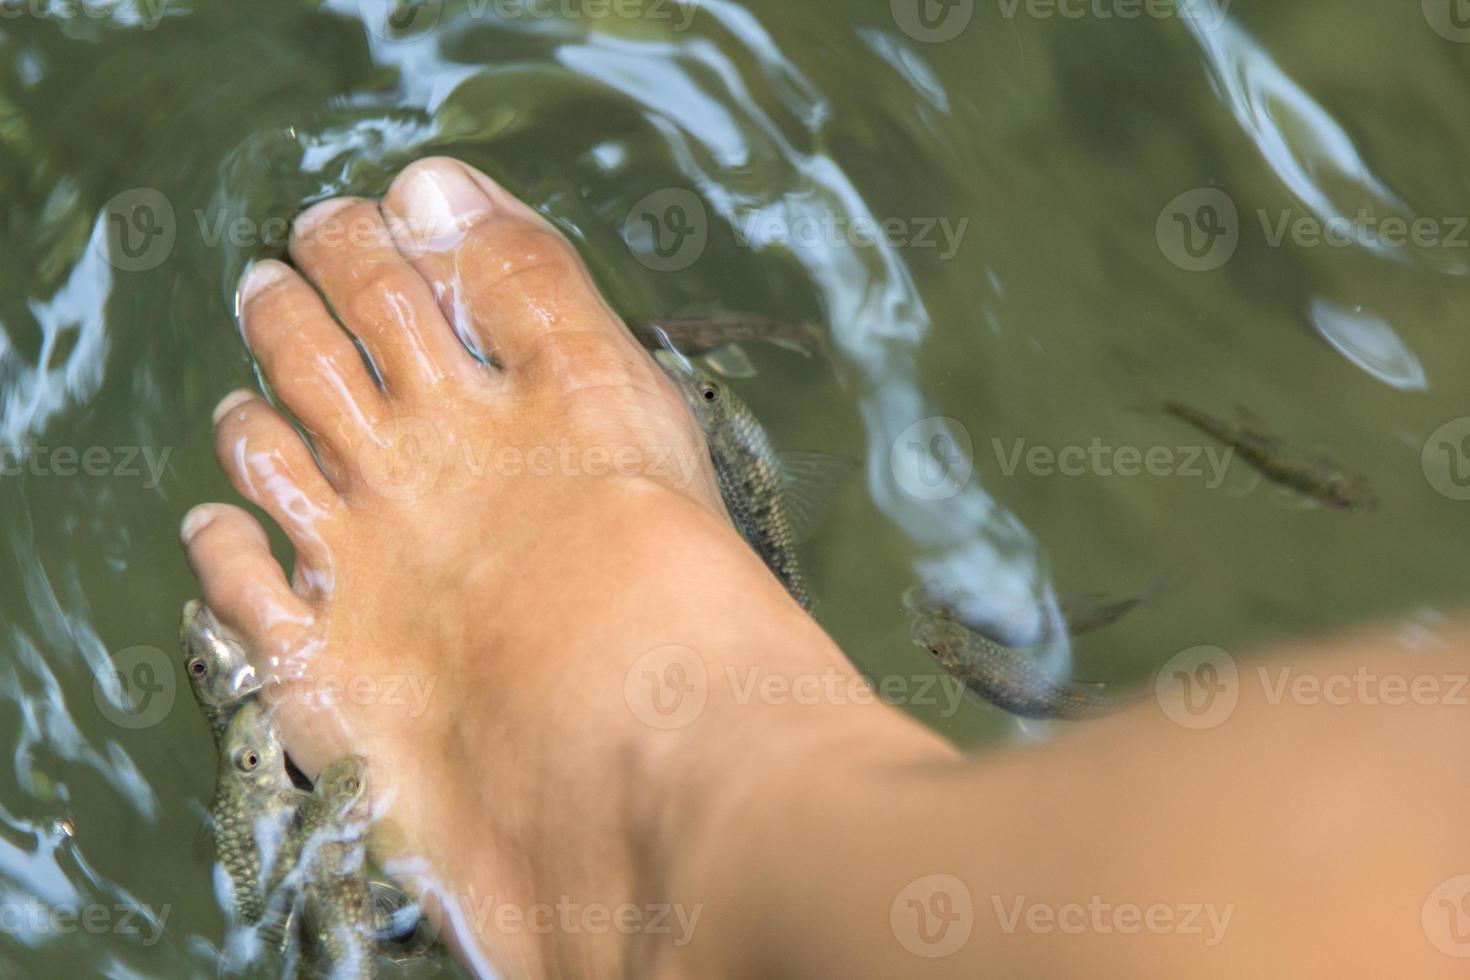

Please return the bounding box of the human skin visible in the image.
[181,156,1470,979]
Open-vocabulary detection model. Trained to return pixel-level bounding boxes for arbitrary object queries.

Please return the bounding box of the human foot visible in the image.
[181,157,945,978]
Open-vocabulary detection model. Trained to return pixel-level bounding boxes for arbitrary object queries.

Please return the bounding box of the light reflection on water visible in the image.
[1,0,1468,975]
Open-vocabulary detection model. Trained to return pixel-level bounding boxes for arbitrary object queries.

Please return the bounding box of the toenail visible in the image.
[180,505,218,545]
[292,197,358,239]
[212,389,257,425]
[238,260,291,305]
[390,160,497,244]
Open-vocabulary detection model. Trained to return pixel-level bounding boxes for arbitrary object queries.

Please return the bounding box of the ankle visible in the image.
[631,687,957,978]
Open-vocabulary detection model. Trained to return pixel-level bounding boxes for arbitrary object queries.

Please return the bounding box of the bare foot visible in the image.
[181,158,946,978]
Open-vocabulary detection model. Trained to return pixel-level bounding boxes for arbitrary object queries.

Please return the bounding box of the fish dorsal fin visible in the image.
[701,344,757,378]
[777,451,854,542]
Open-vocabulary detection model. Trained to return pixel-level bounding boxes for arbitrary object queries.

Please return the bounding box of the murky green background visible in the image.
[3,0,1470,974]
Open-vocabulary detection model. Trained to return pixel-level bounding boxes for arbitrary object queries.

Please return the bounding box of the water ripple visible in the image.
[1184,4,1463,275]
[1308,298,1427,391]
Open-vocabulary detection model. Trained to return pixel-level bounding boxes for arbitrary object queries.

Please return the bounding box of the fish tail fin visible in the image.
[770,337,814,358]
[1060,680,1145,719]
[805,319,852,388]
[1100,354,1166,414]
[1145,560,1196,601]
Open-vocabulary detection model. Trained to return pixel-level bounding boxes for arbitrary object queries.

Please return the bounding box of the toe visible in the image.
[181,503,316,667]
[237,259,388,485]
[287,196,479,396]
[382,157,633,371]
[212,390,340,575]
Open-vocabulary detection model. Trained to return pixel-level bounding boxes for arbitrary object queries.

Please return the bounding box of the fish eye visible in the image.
[699,384,719,402]
[237,750,260,772]
[188,658,207,677]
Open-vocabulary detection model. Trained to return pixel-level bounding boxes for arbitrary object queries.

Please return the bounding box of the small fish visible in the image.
[181,599,312,792]
[179,599,260,745]
[212,702,310,927]
[1163,400,1376,511]
[270,759,423,958]
[631,311,826,377]
[656,351,847,610]
[910,613,1138,721]
[1055,593,1150,636]
[905,585,1150,646]
[298,756,379,980]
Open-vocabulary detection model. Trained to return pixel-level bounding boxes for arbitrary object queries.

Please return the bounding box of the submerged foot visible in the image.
[180,158,926,977]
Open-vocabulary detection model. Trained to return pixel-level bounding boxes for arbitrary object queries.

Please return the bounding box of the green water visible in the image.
[4,0,1470,974]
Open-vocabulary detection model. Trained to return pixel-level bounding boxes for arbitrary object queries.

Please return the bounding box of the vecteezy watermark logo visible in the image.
[1257,209,1470,252]
[990,437,1234,487]
[1423,874,1470,957]
[1156,188,1239,272]
[891,0,974,42]
[412,883,703,944]
[358,416,443,502]
[93,645,176,729]
[0,444,173,488]
[992,895,1234,946]
[0,899,171,946]
[623,189,708,273]
[891,874,973,958]
[724,666,969,717]
[99,188,176,273]
[360,0,443,40]
[993,0,1233,29]
[1422,417,1470,501]
[1154,645,1238,730]
[0,0,171,29]
[730,213,969,259]
[358,428,705,498]
[1158,198,1468,266]
[624,645,708,729]
[891,417,974,501]
[1255,665,1469,708]
[257,672,440,718]
[1424,0,1470,43]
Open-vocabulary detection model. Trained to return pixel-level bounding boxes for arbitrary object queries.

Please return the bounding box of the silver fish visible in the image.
[298,756,379,980]
[906,585,1150,646]
[212,702,309,926]
[910,613,1138,721]
[269,756,423,958]
[656,351,846,609]
[1163,400,1376,511]
[179,599,260,745]
[630,311,826,377]
[181,599,312,793]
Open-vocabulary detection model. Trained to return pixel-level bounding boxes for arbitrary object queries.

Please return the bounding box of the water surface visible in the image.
[3,0,1470,974]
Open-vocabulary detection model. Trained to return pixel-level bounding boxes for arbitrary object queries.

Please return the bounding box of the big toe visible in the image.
[382,157,635,374]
